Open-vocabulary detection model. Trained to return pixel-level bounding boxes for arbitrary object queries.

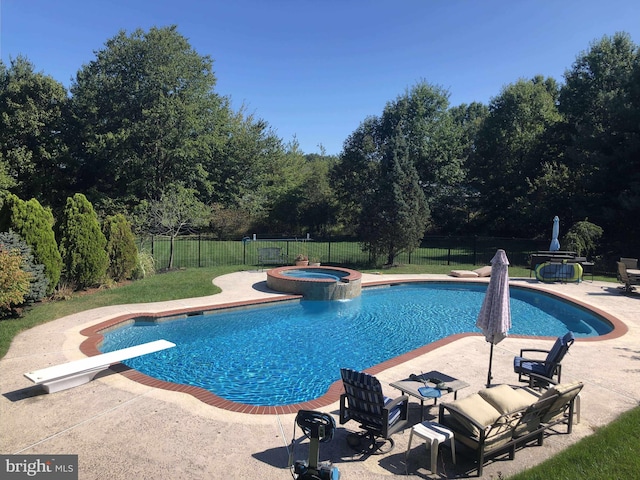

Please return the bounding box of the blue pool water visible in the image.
[282,269,345,281]
[100,283,612,406]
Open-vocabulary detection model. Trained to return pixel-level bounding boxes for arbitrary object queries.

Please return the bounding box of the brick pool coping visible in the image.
[79,279,627,415]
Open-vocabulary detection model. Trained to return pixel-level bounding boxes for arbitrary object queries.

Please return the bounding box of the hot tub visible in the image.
[266,266,362,300]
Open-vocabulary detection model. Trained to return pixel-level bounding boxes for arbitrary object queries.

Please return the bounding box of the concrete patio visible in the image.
[1,272,639,479]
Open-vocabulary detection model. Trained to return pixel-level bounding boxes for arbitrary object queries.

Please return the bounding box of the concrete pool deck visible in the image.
[1,271,639,479]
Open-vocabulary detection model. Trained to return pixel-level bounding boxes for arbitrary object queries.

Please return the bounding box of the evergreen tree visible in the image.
[0,194,62,294]
[58,193,108,288]
[0,230,47,306]
[103,214,137,281]
[358,126,430,265]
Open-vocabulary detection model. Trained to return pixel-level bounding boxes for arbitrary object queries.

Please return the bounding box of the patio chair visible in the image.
[339,368,409,454]
[617,261,640,293]
[513,332,575,387]
[620,257,638,270]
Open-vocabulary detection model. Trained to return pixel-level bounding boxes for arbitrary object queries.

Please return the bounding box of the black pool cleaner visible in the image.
[289,410,340,480]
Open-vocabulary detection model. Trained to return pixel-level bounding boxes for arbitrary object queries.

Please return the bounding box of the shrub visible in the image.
[0,248,31,317]
[103,214,138,281]
[0,230,47,305]
[563,219,604,258]
[58,193,108,289]
[0,194,62,294]
[131,250,156,280]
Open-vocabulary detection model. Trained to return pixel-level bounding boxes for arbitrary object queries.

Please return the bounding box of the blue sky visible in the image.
[2,1,640,155]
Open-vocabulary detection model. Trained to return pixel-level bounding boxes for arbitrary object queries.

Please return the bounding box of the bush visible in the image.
[0,248,31,317]
[563,219,604,258]
[131,250,156,280]
[58,193,108,289]
[103,214,138,281]
[0,230,48,305]
[0,194,62,294]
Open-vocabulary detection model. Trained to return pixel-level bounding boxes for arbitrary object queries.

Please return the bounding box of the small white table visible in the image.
[405,421,456,474]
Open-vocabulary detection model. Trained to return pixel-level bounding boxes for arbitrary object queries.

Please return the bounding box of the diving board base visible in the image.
[24,339,175,393]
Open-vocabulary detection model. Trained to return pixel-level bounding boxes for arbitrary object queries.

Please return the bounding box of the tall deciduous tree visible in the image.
[560,32,640,246]
[0,57,69,205]
[470,76,562,236]
[0,194,62,294]
[58,193,108,288]
[69,26,226,201]
[358,126,430,265]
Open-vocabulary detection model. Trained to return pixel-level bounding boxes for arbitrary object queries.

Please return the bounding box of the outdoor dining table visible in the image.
[627,268,640,279]
[390,370,470,421]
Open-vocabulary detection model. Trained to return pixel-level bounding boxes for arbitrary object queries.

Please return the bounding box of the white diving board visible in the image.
[24,339,176,393]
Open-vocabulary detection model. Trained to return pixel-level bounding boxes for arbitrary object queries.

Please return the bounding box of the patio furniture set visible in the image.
[338,333,579,476]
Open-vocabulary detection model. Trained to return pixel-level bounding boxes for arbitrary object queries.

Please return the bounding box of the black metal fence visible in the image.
[140,234,546,270]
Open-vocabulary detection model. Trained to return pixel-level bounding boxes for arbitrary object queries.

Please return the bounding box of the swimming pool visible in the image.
[100,282,612,406]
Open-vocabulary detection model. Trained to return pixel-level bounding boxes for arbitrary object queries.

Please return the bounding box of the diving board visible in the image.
[24,339,176,393]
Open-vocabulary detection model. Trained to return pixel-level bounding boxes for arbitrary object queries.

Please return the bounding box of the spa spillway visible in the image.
[266,266,362,300]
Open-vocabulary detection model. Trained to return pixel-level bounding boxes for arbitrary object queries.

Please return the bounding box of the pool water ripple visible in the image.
[100,283,611,406]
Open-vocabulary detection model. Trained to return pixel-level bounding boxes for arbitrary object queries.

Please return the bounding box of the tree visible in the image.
[141,184,210,270]
[559,33,640,247]
[0,194,62,294]
[103,214,138,281]
[0,57,69,206]
[0,248,31,318]
[380,82,464,195]
[470,76,563,236]
[358,126,430,265]
[69,26,227,201]
[0,230,47,307]
[331,116,383,233]
[58,193,108,288]
[562,220,603,258]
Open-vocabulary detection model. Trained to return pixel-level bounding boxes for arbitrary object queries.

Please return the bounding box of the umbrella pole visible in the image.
[487,343,494,388]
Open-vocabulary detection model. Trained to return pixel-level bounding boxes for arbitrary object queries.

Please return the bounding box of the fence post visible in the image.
[328,238,331,264]
[198,234,201,268]
[473,236,478,265]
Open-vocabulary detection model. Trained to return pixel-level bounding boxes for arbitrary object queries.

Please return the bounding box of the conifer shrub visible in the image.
[0,248,31,318]
[0,230,48,306]
[0,194,62,294]
[103,213,138,281]
[58,193,109,289]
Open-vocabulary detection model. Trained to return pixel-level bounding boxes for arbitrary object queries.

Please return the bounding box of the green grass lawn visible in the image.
[0,263,631,479]
[507,407,640,479]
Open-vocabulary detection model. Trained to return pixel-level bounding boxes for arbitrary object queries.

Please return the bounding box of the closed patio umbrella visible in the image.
[476,249,511,387]
[549,216,560,251]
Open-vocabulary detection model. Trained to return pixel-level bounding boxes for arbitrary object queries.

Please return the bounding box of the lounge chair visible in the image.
[438,381,583,476]
[339,368,409,454]
[617,261,640,292]
[449,266,492,278]
[513,332,575,387]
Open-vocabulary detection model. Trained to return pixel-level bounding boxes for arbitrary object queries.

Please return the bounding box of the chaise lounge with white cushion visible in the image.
[449,266,492,278]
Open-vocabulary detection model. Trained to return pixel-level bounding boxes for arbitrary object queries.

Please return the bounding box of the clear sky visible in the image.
[2,0,639,155]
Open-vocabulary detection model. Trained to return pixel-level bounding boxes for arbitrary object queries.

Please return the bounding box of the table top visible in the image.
[390,370,470,400]
[627,268,640,276]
